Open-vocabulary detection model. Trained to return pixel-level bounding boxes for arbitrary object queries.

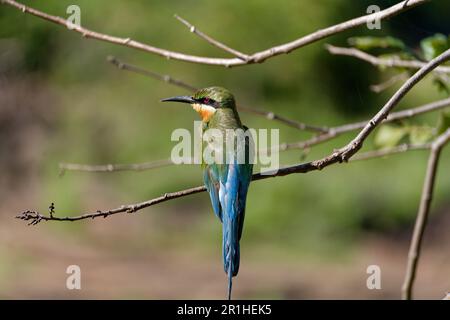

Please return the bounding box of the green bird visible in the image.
[162,87,253,299]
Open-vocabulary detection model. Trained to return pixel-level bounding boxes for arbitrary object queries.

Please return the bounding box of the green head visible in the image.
[161,86,236,122]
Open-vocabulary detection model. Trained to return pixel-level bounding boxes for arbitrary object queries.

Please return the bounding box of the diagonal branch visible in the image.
[370,72,409,93]
[326,44,450,74]
[107,56,328,133]
[279,97,450,152]
[1,0,429,67]
[106,56,197,92]
[401,128,450,300]
[174,14,249,61]
[106,55,450,146]
[17,142,433,224]
[58,98,450,174]
[328,48,450,163]
[20,51,450,222]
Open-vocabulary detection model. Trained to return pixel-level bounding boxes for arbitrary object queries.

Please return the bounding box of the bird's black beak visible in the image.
[160,95,196,104]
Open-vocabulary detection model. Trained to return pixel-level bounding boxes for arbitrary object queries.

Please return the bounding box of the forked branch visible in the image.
[107,56,328,133]
[17,142,433,224]
[401,128,450,300]
[1,0,429,67]
[326,45,450,74]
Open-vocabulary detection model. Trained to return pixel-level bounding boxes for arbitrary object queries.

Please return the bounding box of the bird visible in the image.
[161,87,253,299]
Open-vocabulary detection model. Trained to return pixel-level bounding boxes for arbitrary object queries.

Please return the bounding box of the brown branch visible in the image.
[107,56,328,133]
[238,105,328,133]
[107,56,197,92]
[401,128,450,300]
[107,54,450,152]
[279,97,450,152]
[318,48,450,164]
[173,14,249,61]
[59,158,176,176]
[350,143,431,161]
[107,55,450,138]
[370,72,409,93]
[326,44,450,74]
[17,142,433,224]
[1,0,429,67]
[17,186,208,224]
[59,97,450,174]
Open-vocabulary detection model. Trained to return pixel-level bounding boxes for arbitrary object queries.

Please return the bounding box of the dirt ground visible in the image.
[0,78,448,300]
[1,184,448,300]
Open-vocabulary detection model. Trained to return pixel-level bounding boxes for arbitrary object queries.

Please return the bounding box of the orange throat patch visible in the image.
[192,103,216,122]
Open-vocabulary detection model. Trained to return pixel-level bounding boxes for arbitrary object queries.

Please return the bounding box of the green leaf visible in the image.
[408,126,435,144]
[420,33,449,61]
[436,111,450,135]
[348,36,405,51]
[374,125,409,149]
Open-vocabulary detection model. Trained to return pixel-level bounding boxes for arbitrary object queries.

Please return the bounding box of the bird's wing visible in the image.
[236,162,252,240]
[204,164,222,222]
[236,126,254,239]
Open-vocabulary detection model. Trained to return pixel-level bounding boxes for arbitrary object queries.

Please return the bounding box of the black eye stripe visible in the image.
[197,97,217,106]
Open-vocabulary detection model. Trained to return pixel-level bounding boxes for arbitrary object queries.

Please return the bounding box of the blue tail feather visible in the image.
[223,215,239,300]
[227,259,232,300]
[204,159,252,299]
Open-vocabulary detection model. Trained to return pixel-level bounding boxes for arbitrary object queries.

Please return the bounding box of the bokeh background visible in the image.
[1,0,449,299]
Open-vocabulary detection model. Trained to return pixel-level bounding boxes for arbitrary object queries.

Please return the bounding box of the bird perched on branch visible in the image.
[162,87,253,299]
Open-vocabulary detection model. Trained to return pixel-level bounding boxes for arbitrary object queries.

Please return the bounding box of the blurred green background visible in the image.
[0,0,449,299]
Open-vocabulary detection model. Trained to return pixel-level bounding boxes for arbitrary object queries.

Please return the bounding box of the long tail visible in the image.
[223,215,240,300]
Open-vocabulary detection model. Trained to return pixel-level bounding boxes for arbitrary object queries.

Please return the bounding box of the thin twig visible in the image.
[17,186,207,223]
[401,128,450,300]
[59,158,177,176]
[17,142,433,224]
[278,97,450,152]
[370,72,409,93]
[59,98,450,174]
[174,14,249,61]
[106,55,450,143]
[327,48,450,164]
[107,56,328,133]
[326,44,450,74]
[237,105,328,133]
[350,143,431,161]
[107,56,197,91]
[1,0,429,67]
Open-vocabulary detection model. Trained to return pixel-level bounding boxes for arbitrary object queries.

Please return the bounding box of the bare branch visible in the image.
[17,186,207,223]
[329,48,450,163]
[238,105,329,133]
[59,158,176,175]
[401,128,450,300]
[107,56,328,133]
[326,44,450,74]
[107,54,448,139]
[1,0,429,67]
[50,49,450,227]
[173,14,249,61]
[279,97,450,152]
[59,97,450,174]
[17,142,433,224]
[370,72,409,93]
[107,56,197,92]
[350,143,431,161]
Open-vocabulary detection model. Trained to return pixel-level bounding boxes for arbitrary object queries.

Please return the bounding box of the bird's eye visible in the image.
[203,97,210,104]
